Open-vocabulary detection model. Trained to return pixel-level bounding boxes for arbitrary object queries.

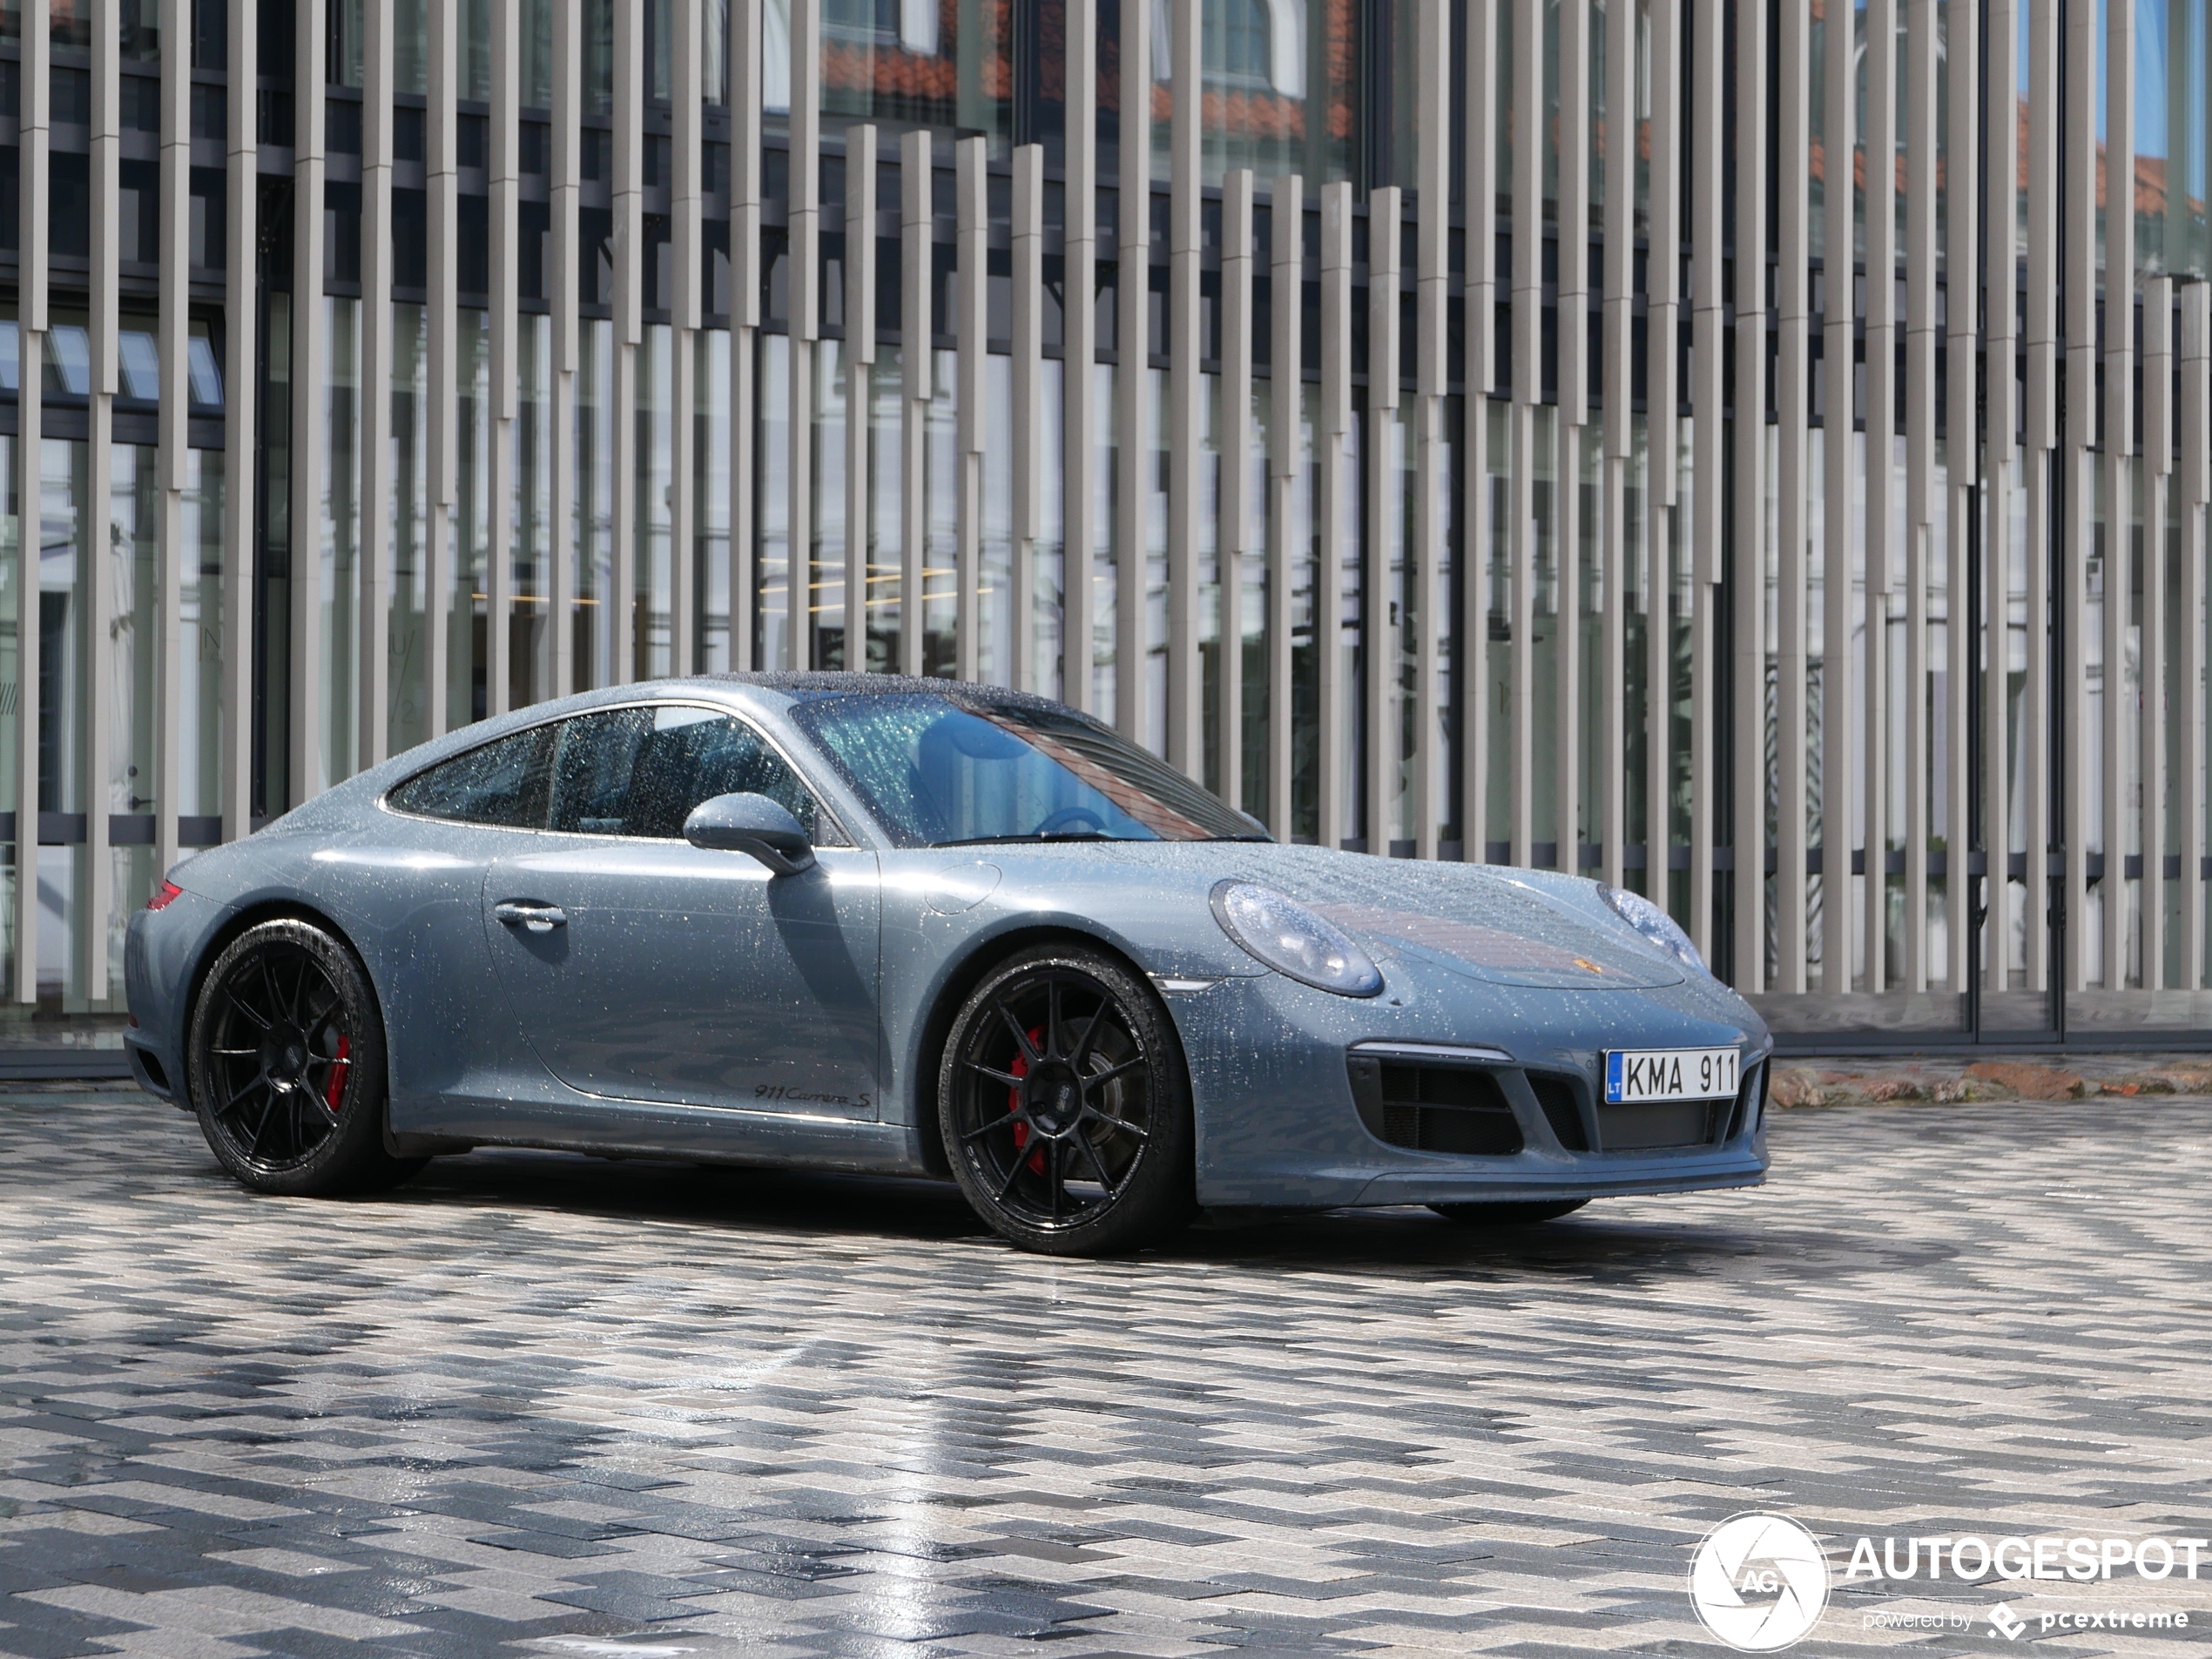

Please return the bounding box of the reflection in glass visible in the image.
[108,446,158,990]
[523,0,554,107]
[36,442,84,999]
[637,324,675,680]
[758,334,792,669]
[513,314,552,708]
[1127,0,1355,185]
[388,302,428,754]
[789,690,1264,846]
[698,330,733,671]
[576,318,617,689]
[181,448,225,820]
[456,307,490,728]
[764,0,1012,147]
[320,298,359,790]
[394,0,427,95]
[868,351,905,673]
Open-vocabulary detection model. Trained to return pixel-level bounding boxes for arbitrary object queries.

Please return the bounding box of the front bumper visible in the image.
[1169,961,1771,1210]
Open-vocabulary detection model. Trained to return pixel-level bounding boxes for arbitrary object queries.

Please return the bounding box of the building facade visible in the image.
[6,0,2211,1048]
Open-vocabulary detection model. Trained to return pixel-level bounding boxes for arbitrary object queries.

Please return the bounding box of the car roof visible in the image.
[701,672,1082,718]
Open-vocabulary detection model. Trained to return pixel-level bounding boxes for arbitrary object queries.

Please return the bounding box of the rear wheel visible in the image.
[940,944,1196,1255]
[186,920,423,1197]
[1429,1198,1590,1227]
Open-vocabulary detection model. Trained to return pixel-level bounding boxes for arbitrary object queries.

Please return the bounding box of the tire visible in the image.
[939,943,1197,1255]
[186,919,424,1197]
[1428,1198,1590,1227]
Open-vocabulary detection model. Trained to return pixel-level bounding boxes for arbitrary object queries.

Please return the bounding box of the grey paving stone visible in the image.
[3,1088,2211,1656]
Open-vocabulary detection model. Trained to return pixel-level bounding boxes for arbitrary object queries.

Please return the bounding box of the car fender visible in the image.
[876,856,1264,1171]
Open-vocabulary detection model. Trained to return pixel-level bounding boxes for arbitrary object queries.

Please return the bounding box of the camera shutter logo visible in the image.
[1688,1514,1831,1651]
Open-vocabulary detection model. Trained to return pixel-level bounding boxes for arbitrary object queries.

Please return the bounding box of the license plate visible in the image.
[1604,1046,1740,1104]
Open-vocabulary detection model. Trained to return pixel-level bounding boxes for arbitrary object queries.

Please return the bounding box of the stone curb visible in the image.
[1769,1053,2212,1108]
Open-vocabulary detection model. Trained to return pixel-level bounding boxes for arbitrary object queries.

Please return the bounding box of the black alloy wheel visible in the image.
[186,919,423,1197]
[1429,1198,1591,1226]
[940,944,1196,1255]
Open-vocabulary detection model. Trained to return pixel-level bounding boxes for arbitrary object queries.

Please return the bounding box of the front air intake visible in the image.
[1347,1053,1525,1156]
[1527,1072,1589,1151]
[1721,1062,1766,1143]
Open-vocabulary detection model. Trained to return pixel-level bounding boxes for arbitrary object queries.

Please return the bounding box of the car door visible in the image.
[481,703,883,1119]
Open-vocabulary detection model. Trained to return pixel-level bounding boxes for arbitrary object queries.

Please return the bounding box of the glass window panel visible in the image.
[523,0,554,107]
[394,0,427,95]
[389,723,556,826]
[575,319,617,691]
[320,296,360,790]
[120,0,158,57]
[637,324,675,681]
[543,705,824,839]
[616,706,822,839]
[698,329,732,672]
[329,0,363,86]
[513,314,553,707]
[512,314,551,707]
[181,448,223,819]
[704,0,728,104]
[788,690,1262,846]
[186,327,223,411]
[44,327,91,398]
[757,333,792,668]
[455,307,490,730]
[463,0,492,101]
[808,0,1010,150]
[585,0,614,114]
[388,302,428,754]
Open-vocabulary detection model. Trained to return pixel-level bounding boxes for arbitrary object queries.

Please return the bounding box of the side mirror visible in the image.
[683,792,817,875]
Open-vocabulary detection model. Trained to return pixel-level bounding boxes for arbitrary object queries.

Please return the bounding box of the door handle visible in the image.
[494,901,567,934]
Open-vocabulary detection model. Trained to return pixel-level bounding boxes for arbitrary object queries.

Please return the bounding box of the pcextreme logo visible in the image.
[1688,1514,1831,1652]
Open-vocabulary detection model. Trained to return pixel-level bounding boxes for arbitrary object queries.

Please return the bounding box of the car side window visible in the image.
[546,705,830,842]
[546,710,649,834]
[387,725,556,827]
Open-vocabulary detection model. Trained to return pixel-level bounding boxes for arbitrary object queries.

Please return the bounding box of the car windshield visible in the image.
[786,692,1268,847]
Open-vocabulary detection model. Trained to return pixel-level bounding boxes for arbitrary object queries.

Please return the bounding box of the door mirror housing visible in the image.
[683,792,818,875]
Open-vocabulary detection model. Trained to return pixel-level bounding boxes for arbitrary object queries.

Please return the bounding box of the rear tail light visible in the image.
[146,881,184,912]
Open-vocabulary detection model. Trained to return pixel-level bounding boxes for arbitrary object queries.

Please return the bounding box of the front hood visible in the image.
[1065,842,1687,989]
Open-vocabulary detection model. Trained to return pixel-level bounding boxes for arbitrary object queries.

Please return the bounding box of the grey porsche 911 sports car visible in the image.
[125,674,1772,1254]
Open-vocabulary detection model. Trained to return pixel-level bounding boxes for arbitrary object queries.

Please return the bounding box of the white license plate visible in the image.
[1604,1046,1740,1104]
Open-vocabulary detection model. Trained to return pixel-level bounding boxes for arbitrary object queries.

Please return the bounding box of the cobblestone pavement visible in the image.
[2,1086,2209,1658]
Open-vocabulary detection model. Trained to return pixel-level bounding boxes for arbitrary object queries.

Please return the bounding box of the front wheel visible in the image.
[186,919,423,1197]
[940,944,1196,1255]
[1429,1198,1590,1227]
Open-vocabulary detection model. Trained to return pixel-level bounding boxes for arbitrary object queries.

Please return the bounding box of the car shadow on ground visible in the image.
[357,1142,1952,1286]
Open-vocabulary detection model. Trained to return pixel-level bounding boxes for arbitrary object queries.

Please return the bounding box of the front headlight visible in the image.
[1211,880,1384,997]
[1598,883,1705,971]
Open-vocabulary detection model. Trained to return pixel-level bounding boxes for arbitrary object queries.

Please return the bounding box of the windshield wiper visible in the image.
[933,830,1127,846]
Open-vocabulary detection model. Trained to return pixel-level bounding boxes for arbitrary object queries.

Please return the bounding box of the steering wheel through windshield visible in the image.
[1035,805,1107,837]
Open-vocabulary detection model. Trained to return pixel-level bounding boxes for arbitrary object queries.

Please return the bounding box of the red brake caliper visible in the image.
[323,1034,352,1114]
[1008,1028,1047,1174]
